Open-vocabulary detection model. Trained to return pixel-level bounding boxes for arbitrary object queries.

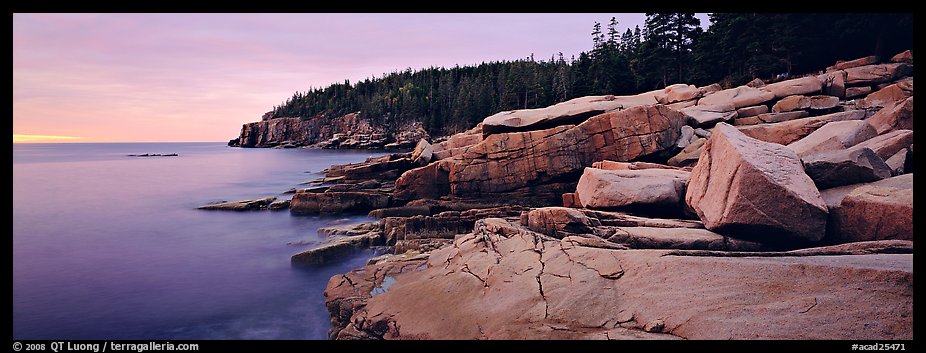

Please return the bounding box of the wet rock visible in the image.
[291,231,382,266]
[268,199,291,210]
[290,191,391,214]
[197,196,277,211]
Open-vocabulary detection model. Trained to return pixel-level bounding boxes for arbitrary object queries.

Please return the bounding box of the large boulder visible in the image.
[410,139,433,165]
[866,97,913,134]
[448,105,686,195]
[844,63,912,85]
[831,56,879,71]
[656,84,701,104]
[890,50,913,64]
[574,168,689,211]
[679,103,737,127]
[737,110,866,145]
[393,160,451,201]
[481,93,658,135]
[802,148,892,189]
[857,79,913,109]
[697,85,776,108]
[828,174,913,243]
[764,76,823,98]
[786,120,878,158]
[291,232,381,266]
[848,129,914,160]
[685,123,828,243]
[820,70,847,98]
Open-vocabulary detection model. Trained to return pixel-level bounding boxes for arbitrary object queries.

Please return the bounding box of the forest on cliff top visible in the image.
[268,13,912,135]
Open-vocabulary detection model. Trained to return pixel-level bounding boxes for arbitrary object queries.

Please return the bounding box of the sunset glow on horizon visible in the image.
[13,13,709,143]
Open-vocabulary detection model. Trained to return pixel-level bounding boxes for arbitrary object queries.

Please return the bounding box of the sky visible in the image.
[13,13,710,143]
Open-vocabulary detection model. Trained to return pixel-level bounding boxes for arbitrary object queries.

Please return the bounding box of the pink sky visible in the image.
[13,13,709,143]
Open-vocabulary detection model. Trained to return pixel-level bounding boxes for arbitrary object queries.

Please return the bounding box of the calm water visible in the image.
[13,143,387,339]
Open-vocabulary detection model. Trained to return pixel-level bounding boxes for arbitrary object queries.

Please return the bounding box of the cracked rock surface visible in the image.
[324,218,912,340]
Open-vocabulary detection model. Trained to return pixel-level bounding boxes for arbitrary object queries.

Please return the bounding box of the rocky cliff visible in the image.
[229,112,428,149]
[209,50,915,340]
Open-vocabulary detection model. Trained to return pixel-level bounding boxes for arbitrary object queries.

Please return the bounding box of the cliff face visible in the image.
[230,112,428,149]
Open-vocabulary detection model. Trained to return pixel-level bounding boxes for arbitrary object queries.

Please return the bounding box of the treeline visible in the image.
[269,13,912,135]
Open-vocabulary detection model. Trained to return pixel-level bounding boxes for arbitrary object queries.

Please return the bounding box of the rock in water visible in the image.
[290,191,391,214]
[197,196,277,211]
[802,148,892,189]
[574,167,689,211]
[685,123,828,243]
[447,104,686,195]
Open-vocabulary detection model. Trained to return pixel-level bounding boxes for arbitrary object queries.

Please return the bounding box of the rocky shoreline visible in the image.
[212,50,913,340]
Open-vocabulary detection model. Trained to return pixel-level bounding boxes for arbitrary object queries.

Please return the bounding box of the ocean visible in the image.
[12,142,387,339]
